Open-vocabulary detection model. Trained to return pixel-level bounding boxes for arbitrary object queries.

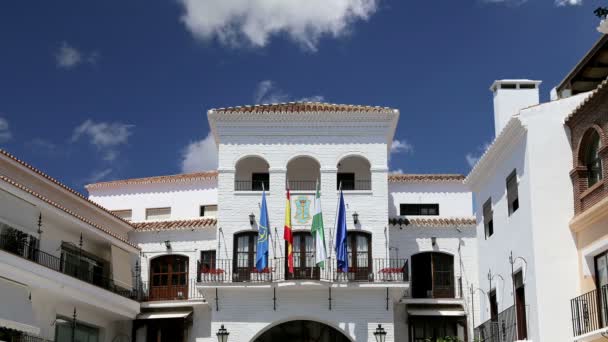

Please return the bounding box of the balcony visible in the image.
[571,285,608,339]
[0,234,135,300]
[474,305,517,342]
[196,258,408,284]
[0,328,53,342]
[136,279,204,302]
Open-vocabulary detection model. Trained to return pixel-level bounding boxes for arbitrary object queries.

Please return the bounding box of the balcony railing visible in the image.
[474,305,517,342]
[197,258,408,284]
[136,278,204,301]
[338,180,371,191]
[288,180,317,191]
[234,180,269,191]
[0,234,135,301]
[571,285,608,337]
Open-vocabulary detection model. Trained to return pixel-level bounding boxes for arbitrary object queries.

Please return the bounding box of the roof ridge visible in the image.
[86,170,219,189]
[0,149,134,227]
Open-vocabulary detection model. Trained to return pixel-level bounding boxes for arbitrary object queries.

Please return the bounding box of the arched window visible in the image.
[347,231,372,281]
[149,255,189,300]
[235,156,270,191]
[233,231,258,282]
[286,232,319,280]
[411,252,454,299]
[286,156,320,191]
[583,130,603,187]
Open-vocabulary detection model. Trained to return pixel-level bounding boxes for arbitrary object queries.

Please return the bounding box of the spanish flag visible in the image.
[284,184,294,274]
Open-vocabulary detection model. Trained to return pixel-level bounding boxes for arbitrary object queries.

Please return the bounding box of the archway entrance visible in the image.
[254,320,351,342]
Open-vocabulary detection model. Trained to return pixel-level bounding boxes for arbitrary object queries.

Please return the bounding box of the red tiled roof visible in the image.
[389,217,477,227]
[211,102,395,114]
[86,171,218,190]
[388,174,465,183]
[0,149,134,227]
[131,218,217,232]
[0,175,139,249]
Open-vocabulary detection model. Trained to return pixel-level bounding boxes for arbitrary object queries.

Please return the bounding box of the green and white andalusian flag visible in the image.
[311,180,327,268]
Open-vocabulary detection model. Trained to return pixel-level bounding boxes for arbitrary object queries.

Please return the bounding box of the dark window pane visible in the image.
[400,204,439,216]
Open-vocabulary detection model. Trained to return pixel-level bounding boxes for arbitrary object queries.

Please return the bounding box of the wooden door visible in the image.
[234,232,256,282]
[150,255,189,300]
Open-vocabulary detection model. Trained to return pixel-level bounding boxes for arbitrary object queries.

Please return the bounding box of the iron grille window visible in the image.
[506,170,519,215]
[400,204,439,216]
[483,198,493,239]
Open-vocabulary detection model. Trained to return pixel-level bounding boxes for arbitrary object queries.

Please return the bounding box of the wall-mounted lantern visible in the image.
[164,240,172,250]
[249,213,255,226]
[373,324,386,342]
[216,324,229,342]
[352,212,359,225]
[431,237,437,247]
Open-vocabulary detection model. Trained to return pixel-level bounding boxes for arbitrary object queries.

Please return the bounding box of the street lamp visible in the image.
[216,325,229,342]
[373,324,386,342]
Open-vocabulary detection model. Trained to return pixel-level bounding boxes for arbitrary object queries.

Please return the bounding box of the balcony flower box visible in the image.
[379,267,405,282]
[199,268,225,282]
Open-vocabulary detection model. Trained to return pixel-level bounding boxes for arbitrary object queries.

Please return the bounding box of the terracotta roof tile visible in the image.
[0,149,134,227]
[389,217,476,227]
[211,102,395,114]
[132,218,217,232]
[0,175,139,249]
[388,174,465,183]
[86,171,218,190]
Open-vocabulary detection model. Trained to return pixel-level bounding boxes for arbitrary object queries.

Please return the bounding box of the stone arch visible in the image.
[249,318,355,342]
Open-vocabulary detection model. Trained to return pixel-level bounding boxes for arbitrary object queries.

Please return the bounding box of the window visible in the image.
[489,290,498,321]
[337,173,355,190]
[149,255,189,300]
[585,130,603,187]
[146,207,171,221]
[61,243,107,286]
[200,205,218,218]
[287,232,319,280]
[112,209,132,221]
[483,199,493,239]
[252,173,269,191]
[346,231,372,281]
[55,318,99,342]
[233,232,258,282]
[400,204,440,216]
[506,170,519,215]
[514,270,528,339]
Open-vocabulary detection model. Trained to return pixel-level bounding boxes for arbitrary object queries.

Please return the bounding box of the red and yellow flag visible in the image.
[284,186,294,274]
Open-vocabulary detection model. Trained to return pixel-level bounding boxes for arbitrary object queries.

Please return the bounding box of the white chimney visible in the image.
[490,79,541,136]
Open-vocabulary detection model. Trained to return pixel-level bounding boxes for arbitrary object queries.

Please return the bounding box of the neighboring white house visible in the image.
[0,149,140,342]
[87,102,479,342]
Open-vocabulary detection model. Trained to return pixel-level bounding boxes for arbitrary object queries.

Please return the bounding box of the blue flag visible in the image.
[256,190,270,271]
[335,189,348,273]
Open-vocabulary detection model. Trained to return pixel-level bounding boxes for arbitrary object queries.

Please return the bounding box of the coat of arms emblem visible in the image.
[294,196,312,224]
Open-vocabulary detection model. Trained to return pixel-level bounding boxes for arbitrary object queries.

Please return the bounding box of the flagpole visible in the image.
[329,181,341,260]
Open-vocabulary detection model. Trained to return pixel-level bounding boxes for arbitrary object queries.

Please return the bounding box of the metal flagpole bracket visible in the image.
[215,288,219,311]
[273,287,277,311]
[328,287,332,311]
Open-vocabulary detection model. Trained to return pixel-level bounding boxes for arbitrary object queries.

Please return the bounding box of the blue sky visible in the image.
[0,0,603,192]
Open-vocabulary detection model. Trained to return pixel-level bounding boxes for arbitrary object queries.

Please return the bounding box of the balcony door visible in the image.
[234,232,257,282]
[411,252,454,298]
[595,252,608,326]
[287,232,319,280]
[347,232,371,281]
[150,255,189,300]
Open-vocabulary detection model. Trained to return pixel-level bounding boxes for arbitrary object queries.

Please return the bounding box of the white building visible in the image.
[0,150,140,342]
[86,102,479,342]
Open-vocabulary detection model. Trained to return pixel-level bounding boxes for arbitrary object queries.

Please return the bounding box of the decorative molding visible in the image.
[570,195,608,232]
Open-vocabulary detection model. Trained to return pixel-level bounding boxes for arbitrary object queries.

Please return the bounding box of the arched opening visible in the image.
[149,255,189,300]
[253,320,351,342]
[235,156,270,191]
[411,252,454,298]
[337,155,371,190]
[287,156,321,191]
[579,129,603,187]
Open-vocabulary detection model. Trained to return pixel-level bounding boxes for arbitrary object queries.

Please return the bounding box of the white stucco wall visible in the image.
[388,182,472,218]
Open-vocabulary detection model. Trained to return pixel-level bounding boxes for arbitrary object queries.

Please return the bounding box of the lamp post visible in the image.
[216,325,229,342]
[373,324,386,342]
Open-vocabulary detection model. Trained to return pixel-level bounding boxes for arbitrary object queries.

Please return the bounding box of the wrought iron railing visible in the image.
[197,258,408,284]
[136,278,204,301]
[0,234,135,300]
[234,180,269,191]
[571,285,608,337]
[287,180,317,191]
[474,305,517,342]
[338,180,371,191]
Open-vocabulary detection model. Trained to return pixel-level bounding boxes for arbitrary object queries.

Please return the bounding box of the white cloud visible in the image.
[390,168,404,174]
[391,139,414,155]
[555,0,582,6]
[180,133,218,173]
[254,80,324,104]
[178,0,380,51]
[466,142,491,168]
[55,42,99,69]
[0,117,12,143]
[85,168,113,183]
[71,119,133,161]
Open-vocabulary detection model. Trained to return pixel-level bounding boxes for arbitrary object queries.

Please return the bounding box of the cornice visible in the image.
[570,195,608,232]
[464,118,527,190]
